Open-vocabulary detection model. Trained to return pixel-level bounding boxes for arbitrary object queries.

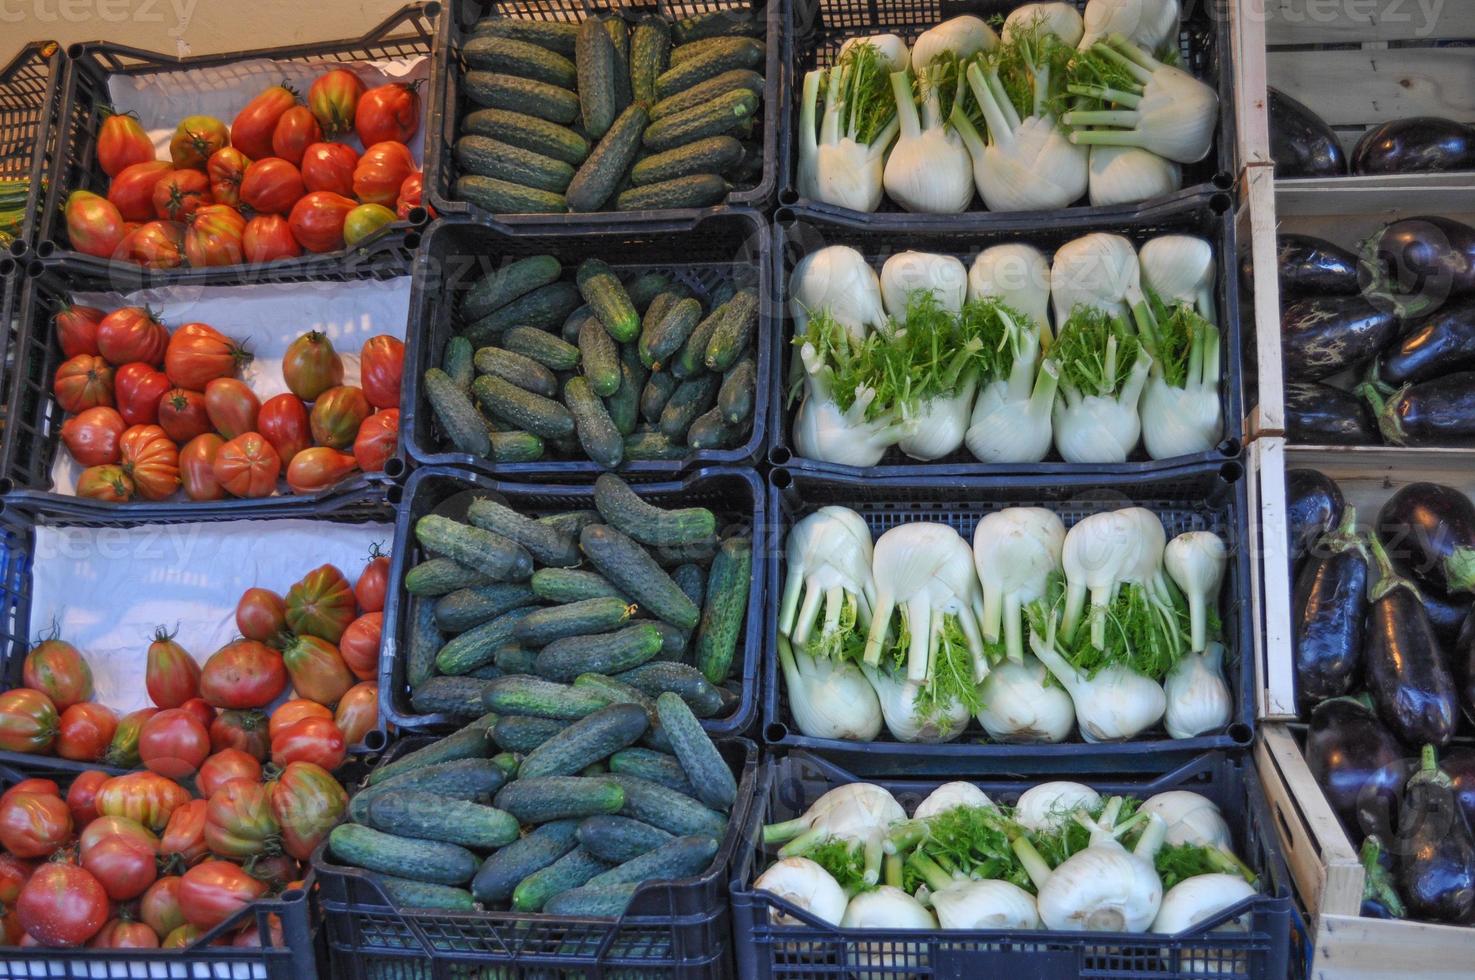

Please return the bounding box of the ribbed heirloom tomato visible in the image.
[169,115,230,170]
[151,169,211,223]
[108,160,173,222]
[159,798,209,869]
[230,83,296,160]
[240,158,305,216]
[91,917,159,949]
[286,447,358,495]
[179,696,216,731]
[270,105,322,165]
[300,141,358,195]
[0,779,58,809]
[207,146,251,207]
[288,191,355,252]
[0,689,58,754]
[114,362,171,426]
[203,780,279,858]
[235,588,287,644]
[307,68,364,139]
[165,322,251,389]
[268,699,330,741]
[352,141,416,207]
[140,877,186,937]
[242,214,300,263]
[55,303,103,359]
[105,708,159,768]
[199,640,287,709]
[195,748,262,797]
[81,832,156,900]
[0,792,72,857]
[56,703,118,762]
[257,393,312,464]
[270,760,347,860]
[185,204,247,267]
[214,433,281,498]
[282,635,355,705]
[180,860,267,930]
[78,815,157,855]
[343,203,395,247]
[67,770,109,824]
[270,716,346,770]
[138,708,210,779]
[76,465,134,502]
[282,330,343,400]
[95,771,191,831]
[204,377,260,438]
[61,406,125,465]
[97,110,154,177]
[179,433,226,501]
[118,424,180,500]
[285,564,356,642]
[209,708,271,761]
[125,220,186,269]
[354,408,398,472]
[158,389,211,443]
[355,550,389,612]
[17,863,108,947]
[309,385,372,449]
[146,626,201,709]
[54,355,114,413]
[395,171,426,220]
[97,306,167,367]
[338,612,382,681]
[64,191,126,259]
[356,81,420,144]
[335,682,378,745]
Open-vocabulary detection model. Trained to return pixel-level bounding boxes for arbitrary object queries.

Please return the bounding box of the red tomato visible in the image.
[309,385,372,450]
[338,612,382,682]
[196,749,263,798]
[270,105,322,166]
[307,69,365,139]
[281,330,343,401]
[138,709,210,779]
[206,146,251,207]
[239,158,305,216]
[231,84,296,160]
[118,423,180,501]
[158,798,209,869]
[300,141,358,195]
[97,306,167,367]
[179,433,227,501]
[232,917,285,947]
[55,303,104,359]
[104,708,158,769]
[16,864,109,947]
[78,815,157,855]
[268,700,332,743]
[114,361,172,426]
[64,190,127,259]
[355,551,390,613]
[353,408,399,473]
[0,852,34,905]
[140,876,186,937]
[180,860,268,930]
[209,709,271,761]
[288,191,355,253]
[335,682,378,745]
[161,923,204,947]
[179,697,215,731]
[56,703,118,762]
[145,627,201,709]
[235,589,287,644]
[169,115,230,171]
[203,780,279,858]
[213,433,281,498]
[0,779,59,809]
[151,168,212,223]
[244,852,298,890]
[61,406,126,466]
[82,832,157,900]
[0,792,72,858]
[158,388,211,443]
[108,160,174,222]
[203,377,260,438]
[199,640,287,710]
[285,564,356,643]
[184,204,246,267]
[0,689,59,753]
[286,447,358,495]
[95,771,191,832]
[54,354,115,413]
[125,219,186,269]
[343,202,396,246]
[281,635,355,705]
[257,392,312,464]
[66,771,109,826]
[356,81,420,145]
[395,171,427,220]
[89,917,159,949]
[352,141,416,207]
[165,322,250,390]
[97,111,155,177]
[269,760,348,860]
[242,214,301,263]
[270,716,346,771]
[76,465,134,503]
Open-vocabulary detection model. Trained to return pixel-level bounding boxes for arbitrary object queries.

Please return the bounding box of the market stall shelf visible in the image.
[0,41,65,257]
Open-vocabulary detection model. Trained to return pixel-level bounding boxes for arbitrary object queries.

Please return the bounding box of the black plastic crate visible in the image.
[401,210,771,478]
[380,464,764,737]
[730,750,1293,980]
[769,191,1244,478]
[314,734,759,980]
[34,3,438,288]
[424,0,780,227]
[762,458,1257,774]
[0,41,65,255]
[0,251,413,518]
[779,0,1237,228]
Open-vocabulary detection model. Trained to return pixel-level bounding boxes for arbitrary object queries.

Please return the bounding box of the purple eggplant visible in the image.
[1376,298,1475,387]
[1283,295,1399,380]
[1306,696,1409,841]
[1375,482,1475,597]
[1454,610,1475,725]
[1352,117,1475,176]
[1359,837,1407,919]
[1363,216,1475,319]
[1446,749,1475,836]
[1278,234,1362,297]
[1294,508,1369,708]
[1285,381,1378,446]
[1365,535,1460,748]
[1287,468,1346,567]
[1268,87,1346,178]
[1362,372,1475,448]
[1416,581,1473,650]
[1391,745,1475,923]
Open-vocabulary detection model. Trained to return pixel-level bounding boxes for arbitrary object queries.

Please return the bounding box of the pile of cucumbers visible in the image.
[454,9,766,213]
[424,253,758,468]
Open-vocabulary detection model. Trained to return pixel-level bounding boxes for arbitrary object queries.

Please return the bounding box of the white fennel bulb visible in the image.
[1139,791,1231,850]
[1049,308,1152,463]
[880,251,967,319]
[765,782,906,887]
[967,357,1059,463]
[1087,145,1180,206]
[842,886,935,980]
[1163,643,1232,740]
[911,16,997,70]
[913,781,992,820]
[1139,235,1215,320]
[1049,232,1143,323]
[779,506,876,653]
[1018,798,1166,931]
[1030,624,1166,741]
[778,635,884,742]
[976,654,1075,743]
[1164,531,1226,651]
[1004,3,1085,47]
[790,245,886,339]
[1137,237,1222,459]
[1152,873,1256,934]
[968,243,1051,337]
[883,69,974,214]
[1080,0,1180,54]
[898,376,977,461]
[1140,358,1221,459]
[972,507,1065,663]
[1065,35,1219,165]
[839,33,911,73]
[754,857,849,927]
[801,42,903,214]
[793,382,914,467]
[1015,782,1103,833]
[863,663,971,743]
[1058,507,1185,664]
[932,878,1041,930]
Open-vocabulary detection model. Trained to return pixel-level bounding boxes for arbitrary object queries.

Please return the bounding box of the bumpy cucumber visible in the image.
[656,692,736,810]
[367,714,497,786]
[607,747,694,795]
[534,623,664,682]
[367,792,521,849]
[434,583,539,633]
[474,346,559,398]
[424,367,491,457]
[462,71,580,124]
[518,703,650,779]
[516,597,636,646]
[593,473,716,547]
[468,498,580,568]
[605,773,727,837]
[435,607,534,675]
[404,597,443,691]
[579,524,700,629]
[443,336,475,391]
[410,676,500,719]
[472,819,580,903]
[565,375,625,468]
[351,757,515,823]
[491,714,564,753]
[640,372,679,424]
[586,833,719,887]
[613,661,725,717]
[576,814,674,864]
[494,776,625,824]
[510,846,610,912]
[482,675,611,720]
[695,536,751,684]
[530,568,629,604]
[472,374,575,440]
[329,824,478,886]
[501,325,580,371]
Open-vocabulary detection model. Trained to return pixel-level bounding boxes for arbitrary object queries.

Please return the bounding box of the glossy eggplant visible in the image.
[1282,295,1399,380]
[1294,508,1369,708]
[1415,580,1473,649]
[1364,216,1475,319]
[1359,837,1407,919]
[1375,481,1475,596]
[1352,117,1475,176]
[1285,381,1378,446]
[1445,748,1475,836]
[1305,696,1409,841]
[1267,87,1346,178]
[1279,234,1362,297]
[1364,535,1459,748]
[1453,610,1475,725]
[1377,298,1475,387]
[1287,468,1346,568]
[1392,745,1475,923]
[1363,372,1475,448]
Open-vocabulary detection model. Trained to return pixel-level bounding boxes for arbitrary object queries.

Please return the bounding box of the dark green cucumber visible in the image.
[434,583,538,634]
[606,773,727,837]
[367,792,520,849]
[502,325,580,372]
[368,713,497,786]
[587,833,718,887]
[644,89,757,152]
[695,536,750,684]
[538,509,602,537]
[640,372,679,423]
[494,643,539,675]
[462,254,562,321]
[467,663,504,680]
[572,673,658,719]
[606,349,643,436]
[406,556,490,597]
[562,304,595,344]
[607,747,693,795]
[646,620,688,659]
[472,819,580,904]
[705,287,757,371]
[617,174,728,211]
[614,661,724,717]
[718,357,755,422]
[535,623,664,682]
[424,367,491,457]
[455,173,566,215]
[469,17,579,56]
[454,135,572,193]
[642,288,683,340]
[631,136,742,186]
[544,882,638,916]
[462,108,588,165]
[531,568,629,604]
[630,15,671,106]
[474,346,559,398]
[624,271,670,312]
[659,374,719,440]
[462,71,580,123]
[673,563,706,613]
[655,692,735,810]
[404,597,442,690]
[576,258,640,343]
[442,336,475,391]
[565,103,648,213]
[416,514,533,582]
[624,428,686,460]
[673,9,759,43]
[576,814,674,864]
[604,16,633,116]
[494,776,625,824]
[351,757,516,823]
[483,675,610,720]
[329,824,478,886]
[687,406,738,449]
[578,315,622,396]
[491,430,545,462]
[575,18,617,139]
[518,703,649,779]
[468,498,580,568]
[516,597,636,646]
[565,376,624,468]
[655,38,763,98]
[463,35,577,88]
[593,473,717,547]
[673,296,728,378]
[491,713,564,753]
[650,69,762,121]
[436,607,535,675]
[465,281,582,341]
[376,875,476,910]
[510,846,610,911]
[472,374,575,440]
[410,676,501,719]
[638,297,701,370]
[579,524,700,629]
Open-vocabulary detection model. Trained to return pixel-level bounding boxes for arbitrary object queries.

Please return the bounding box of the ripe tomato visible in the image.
[61,406,126,466]
[281,635,355,705]
[0,852,34,905]
[270,716,346,771]
[165,322,251,390]
[0,689,59,753]
[0,792,72,858]
[82,832,157,901]
[231,84,296,160]
[159,798,209,870]
[55,303,104,359]
[203,377,260,438]
[268,700,331,741]
[300,141,358,195]
[0,779,59,810]
[118,424,180,501]
[180,860,268,930]
[395,171,427,221]
[158,388,211,443]
[56,703,118,762]
[353,141,416,207]
[343,203,395,246]
[207,146,251,207]
[281,330,343,401]
[203,781,279,859]
[150,168,211,222]
[125,220,186,269]
[353,408,399,473]
[199,640,287,710]
[108,160,174,222]
[97,306,167,367]
[140,876,186,937]
[179,697,215,731]
[178,433,226,501]
[307,68,364,138]
[210,709,270,761]
[270,105,322,165]
[184,204,246,267]
[338,612,382,682]
[66,771,109,826]
[104,708,158,768]
[269,760,348,860]
[309,385,372,449]
[95,771,191,831]
[213,433,281,498]
[97,110,155,177]
[285,564,356,643]
[355,551,390,613]
[161,923,204,947]
[335,682,378,745]
[64,190,127,259]
[54,354,115,413]
[114,361,172,426]
[257,393,312,464]
[236,589,288,644]
[356,81,420,145]
[138,709,210,779]
[17,864,109,947]
[169,115,230,170]
[77,464,135,503]
[144,627,201,709]
[79,815,157,854]
[288,191,355,253]
[196,749,262,798]
[242,214,301,263]
[89,917,159,949]
[286,447,358,495]
[240,157,305,216]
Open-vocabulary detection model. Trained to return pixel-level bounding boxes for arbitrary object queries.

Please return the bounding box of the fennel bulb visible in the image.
[1003,3,1084,47]
[1049,307,1152,463]
[1015,781,1102,833]
[883,69,974,213]
[1163,643,1232,740]
[968,243,1051,338]
[839,33,911,73]
[1018,797,1167,931]
[1152,873,1256,943]
[1137,236,1222,459]
[972,507,1065,663]
[1080,0,1180,56]
[976,654,1075,743]
[931,878,1041,930]
[790,245,886,339]
[1031,623,1167,741]
[913,782,992,820]
[841,886,935,980]
[898,377,977,461]
[1139,235,1215,321]
[1049,232,1144,323]
[778,635,884,742]
[879,251,967,319]
[793,321,915,466]
[963,302,1059,463]
[1163,531,1226,652]
[779,506,877,655]
[801,41,902,213]
[1087,145,1180,205]
[754,857,849,926]
[1138,791,1230,851]
[862,662,972,743]
[765,782,906,887]
[911,16,997,71]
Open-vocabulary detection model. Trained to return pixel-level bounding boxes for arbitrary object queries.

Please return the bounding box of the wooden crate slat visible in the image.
[1266,46,1475,127]
[1265,0,1475,45]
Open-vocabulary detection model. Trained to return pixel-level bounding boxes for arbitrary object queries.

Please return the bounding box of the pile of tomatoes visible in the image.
[65,68,427,268]
[0,556,387,948]
[53,302,402,502]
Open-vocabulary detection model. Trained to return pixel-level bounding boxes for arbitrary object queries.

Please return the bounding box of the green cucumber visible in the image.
[442,336,475,391]
[704,287,757,371]
[538,509,602,537]
[329,824,478,886]
[630,15,671,106]
[454,174,566,215]
[655,38,763,98]
[586,833,718,887]
[482,675,610,720]
[466,663,503,680]
[462,108,588,165]
[434,583,539,634]
[543,882,638,916]
[617,174,728,211]
[473,346,558,398]
[494,776,625,824]
[687,406,738,449]
[604,16,633,116]
[575,18,617,139]
[435,607,534,675]
[607,747,693,795]
[659,374,719,440]
[494,643,538,675]
[718,357,755,422]
[576,814,673,864]
[462,35,577,88]
[638,296,701,370]
[424,367,491,457]
[501,325,580,372]
[530,568,629,604]
[410,676,500,718]
[655,692,735,810]
[613,661,724,717]
[640,372,679,423]
[490,430,545,462]
[577,315,622,396]
[416,514,533,582]
[695,536,751,684]
[576,258,640,343]
[472,819,580,903]
[562,304,595,344]
[491,714,564,753]
[518,703,649,779]
[351,757,516,823]
[516,597,636,646]
[641,288,683,339]
[673,295,728,378]
[376,875,476,910]
[465,281,582,341]
[454,135,573,193]
[468,498,580,568]
[647,620,688,659]
[534,623,663,682]
[624,428,686,460]
[472,374,575,440]
[631,136,742,186]
[593,473,716,547]
[468,18,579,56]
[510,846,610,911]
[367,792,520,849]
[674,9,759,43]
[462,71,580,123]
[572,673,657,720]
[650,69,762,121]
[367,714,497,785]
[579,524,700,629]
[404,597,442,691]
[605,773,727,837]
[672,563,706,613]
[461,254,562,321]
[643,89,757,152]
[565,103,648,213]
[564,375,624,468]
[606,349,643,436]
[624,271,670,312]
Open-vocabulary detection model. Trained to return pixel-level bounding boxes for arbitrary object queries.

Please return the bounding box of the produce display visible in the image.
[797,1,1218,216]
[788,230,1223,466]
[1268,86,1475,179]
[448,9,767,214]
[423,254,758,467]
[0,177,32,247]
[777,503,1231,746]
